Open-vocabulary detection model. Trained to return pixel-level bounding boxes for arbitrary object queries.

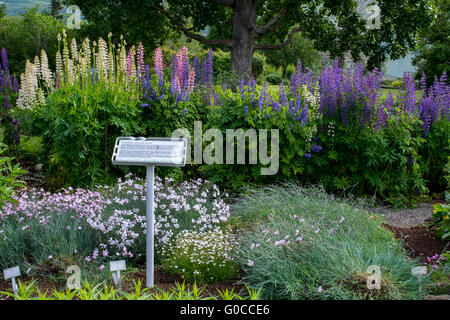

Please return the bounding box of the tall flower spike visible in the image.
[154,47,163,78]
[1,48,9,73]
[137,42,144,80]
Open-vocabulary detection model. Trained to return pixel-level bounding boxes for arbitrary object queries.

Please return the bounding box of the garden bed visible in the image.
[386,225,448,262]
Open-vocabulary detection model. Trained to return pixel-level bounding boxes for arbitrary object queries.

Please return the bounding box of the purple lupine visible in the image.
[193,55,200,88]
[1,48,8,73]
[244,105,248,116]
[279,82,287,106]
[3,95,10,111]
[259,84,267,110]
[375,104,388,131]
[12,77,18,93]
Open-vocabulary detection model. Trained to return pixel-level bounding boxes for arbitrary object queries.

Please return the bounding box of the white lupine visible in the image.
[40,50,53,89]
[16,60,38,110]
[70,38,78,61]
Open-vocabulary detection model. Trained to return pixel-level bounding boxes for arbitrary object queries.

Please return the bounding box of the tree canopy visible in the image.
[413,0,449,85]
[65,0,432,79]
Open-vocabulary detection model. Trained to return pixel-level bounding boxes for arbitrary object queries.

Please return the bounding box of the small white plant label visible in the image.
[110,260,126,272]
[411,266,427,276]
[3,266,20,280]
[110,260,126,290]
[3,266,20,295]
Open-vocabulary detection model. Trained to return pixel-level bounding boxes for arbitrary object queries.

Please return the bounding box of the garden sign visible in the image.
[112,137,187,287]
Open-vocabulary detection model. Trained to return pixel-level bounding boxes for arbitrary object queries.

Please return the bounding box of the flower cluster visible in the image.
[16,32,142,110]
[0,174,230,265]
[162,227,238,283]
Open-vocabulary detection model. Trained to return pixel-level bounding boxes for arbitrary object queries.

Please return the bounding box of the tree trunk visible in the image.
[230,0,256,82]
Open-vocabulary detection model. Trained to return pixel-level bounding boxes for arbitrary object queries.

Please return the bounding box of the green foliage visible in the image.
[200,85,319,190]
[313,115,427,207]
[18,135,44,161]
[0,143,26,206]
[212,50,266,80]
[0,279,257,300]
[33,83,145,188]
[0,197,101,271]
[235,184,426,300]
[413,0,450,85]
[285,64,296,80]
[419,121,450,194]
[0,6,67,75]
[63,0,168,54]
[263,32,322,76]
[392,80,403,89]
[431,203,450,240]
[265,73,282,85]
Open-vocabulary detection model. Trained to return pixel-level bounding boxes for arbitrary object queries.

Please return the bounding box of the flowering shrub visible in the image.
[10,30,450,202]
[162,228,238,283]
[425,252,449,295]
[0,174,230,271]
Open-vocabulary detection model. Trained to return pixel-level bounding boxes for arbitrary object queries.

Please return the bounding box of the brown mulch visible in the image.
[385,225,449,262]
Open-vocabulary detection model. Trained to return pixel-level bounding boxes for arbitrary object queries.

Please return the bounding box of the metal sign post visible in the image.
[112,137,187,287]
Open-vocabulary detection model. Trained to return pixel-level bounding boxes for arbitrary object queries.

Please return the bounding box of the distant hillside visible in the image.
[1,0,51,15]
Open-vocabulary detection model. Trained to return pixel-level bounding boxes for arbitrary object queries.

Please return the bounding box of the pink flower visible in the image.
[247,260,254,266]
[154,47,163,78]
[99,265,105,271]
[318,286,323,293]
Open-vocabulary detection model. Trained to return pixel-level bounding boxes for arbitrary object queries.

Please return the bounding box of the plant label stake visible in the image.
[112,137,187,287]
[3,266,20,295]
[411,266,428,292]
[110,260,126,290]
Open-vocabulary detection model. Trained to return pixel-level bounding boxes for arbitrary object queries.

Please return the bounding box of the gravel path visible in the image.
[371,203,435,228]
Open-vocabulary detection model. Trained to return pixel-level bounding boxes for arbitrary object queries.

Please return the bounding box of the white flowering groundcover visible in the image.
[0,174,234,282]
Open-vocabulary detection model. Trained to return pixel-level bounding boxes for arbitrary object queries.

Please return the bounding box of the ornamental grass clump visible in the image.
[162,228,238,283]
[235,183,426,300]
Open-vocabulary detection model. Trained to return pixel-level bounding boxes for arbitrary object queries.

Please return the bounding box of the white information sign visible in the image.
[112,136,187,288]
[112,137,187,166]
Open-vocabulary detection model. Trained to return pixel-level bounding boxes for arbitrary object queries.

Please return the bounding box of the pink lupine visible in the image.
[126,47,135,77]
[154,47,163,77]
[136,42,144,79]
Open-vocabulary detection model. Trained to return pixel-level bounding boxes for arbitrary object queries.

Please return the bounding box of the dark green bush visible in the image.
[266,73,282,85]
[0,143,26,206]
[312,116,426,207]
[419,119,450,194]
[33,84,145,188]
